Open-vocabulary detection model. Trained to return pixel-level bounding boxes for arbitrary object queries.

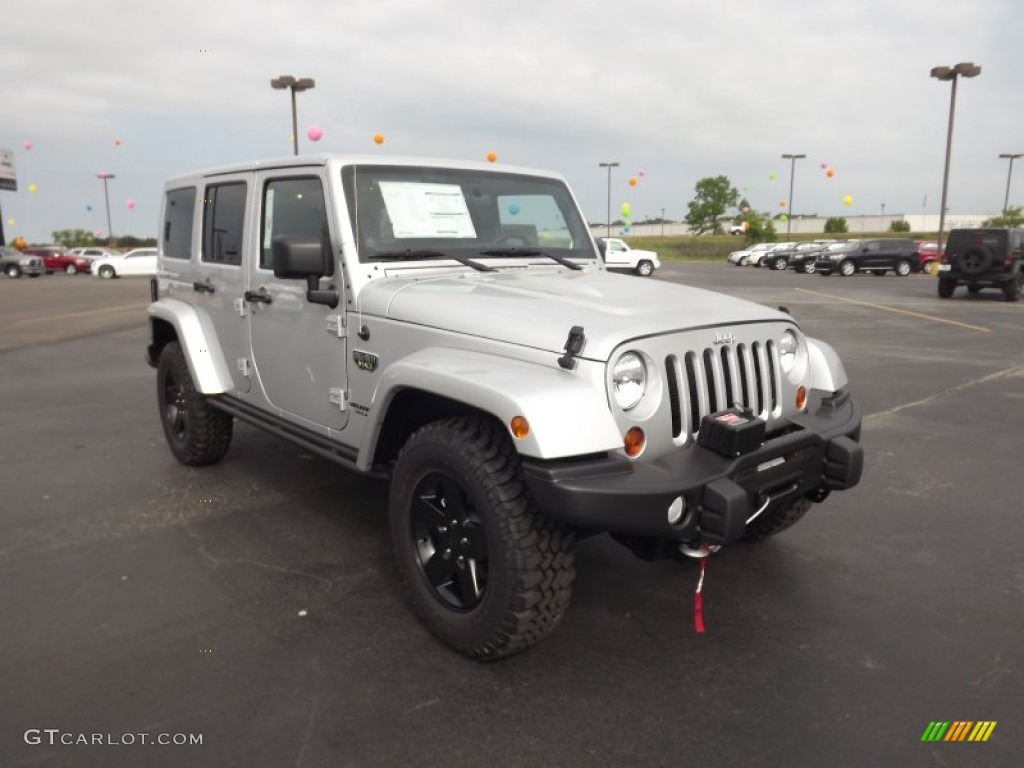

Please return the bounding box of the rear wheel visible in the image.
[157,342,233,466]
[772,256,787,271]
[1003,274,1022,302]
[98,265,115,279]
[895,259,911,276]
[937,280,956,298]
[65,264,77,275]
[390,416,575,661]
[839,260,856,276]
[802,262,816,274]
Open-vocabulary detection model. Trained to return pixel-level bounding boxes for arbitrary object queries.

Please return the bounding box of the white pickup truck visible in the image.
[597,237,661,276]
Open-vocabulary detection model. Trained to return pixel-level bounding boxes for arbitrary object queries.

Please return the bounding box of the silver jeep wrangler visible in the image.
[147,155,863,660]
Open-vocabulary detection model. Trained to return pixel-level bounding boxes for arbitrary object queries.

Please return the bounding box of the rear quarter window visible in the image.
[163,187,196,260]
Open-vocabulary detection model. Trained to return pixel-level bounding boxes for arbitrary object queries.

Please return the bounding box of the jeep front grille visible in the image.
[666,341,779,440]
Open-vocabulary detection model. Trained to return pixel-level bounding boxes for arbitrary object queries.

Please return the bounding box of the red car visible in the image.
[21,246,92,275]
[915,241,944,273]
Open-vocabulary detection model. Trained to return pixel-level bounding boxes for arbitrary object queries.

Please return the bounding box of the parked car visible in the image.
[937,228,1023,302]
[815,238,920,276]
[915,241,943,273]
[1,246,46,278]
[727,224,746,235]
[91,248,158,279]
[748,242,796,268]
[70,247,120,262]
[596,237,660,276]
[765,241,824,271]
[727,242,776,266]
[21,246,92,275]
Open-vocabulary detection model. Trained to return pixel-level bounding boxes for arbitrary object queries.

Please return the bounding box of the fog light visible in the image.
[510,416,530,439]
[795,386,807,411]
[667,496,686,525]
[624,427,645,457]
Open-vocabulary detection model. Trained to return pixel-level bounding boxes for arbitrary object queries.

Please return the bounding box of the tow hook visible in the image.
[677,541,721,559]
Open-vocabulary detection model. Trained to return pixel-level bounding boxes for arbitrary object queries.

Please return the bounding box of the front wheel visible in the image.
[65,264,77,275]
[389,416,575,661]
[635,260,654,277]
[895,259,911,276]
[98,265,115,279]
[802,262,816,274]
[5,264,20,278]
[157,341,233,465]
[772,256,787,271]
[839,260,856,277]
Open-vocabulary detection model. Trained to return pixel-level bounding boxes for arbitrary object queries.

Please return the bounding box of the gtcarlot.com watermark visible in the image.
[25,729,202,747]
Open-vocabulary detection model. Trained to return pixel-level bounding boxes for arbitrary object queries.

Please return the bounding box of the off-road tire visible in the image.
[389,416,575,661]
[5,264,20,278]
[636,260,654,277]
[959,246,992,276]
[157,341,233,466]
[839,260,856,277]
[937,280,956,299]
[743,497,813,541]
[98,265,115,279]
[1003,274,1022,302]
[895,259,911,276]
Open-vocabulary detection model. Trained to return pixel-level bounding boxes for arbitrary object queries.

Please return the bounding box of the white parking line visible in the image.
[793,287,990,333]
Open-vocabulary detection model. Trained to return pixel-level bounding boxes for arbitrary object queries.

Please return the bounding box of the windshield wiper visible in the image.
[372,249,495,272]
[478,248,583,271]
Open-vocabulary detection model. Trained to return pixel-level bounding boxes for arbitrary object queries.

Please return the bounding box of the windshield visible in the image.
[341,165,595,264]
[946,230,1006,254]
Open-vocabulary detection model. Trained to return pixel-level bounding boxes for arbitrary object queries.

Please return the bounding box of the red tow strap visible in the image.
[694,557,707,633]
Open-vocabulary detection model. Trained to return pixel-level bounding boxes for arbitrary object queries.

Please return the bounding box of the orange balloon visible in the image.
[628,177,638,187]
[826,169,835,178]
[373,133,384,145]
[486,151,497,162]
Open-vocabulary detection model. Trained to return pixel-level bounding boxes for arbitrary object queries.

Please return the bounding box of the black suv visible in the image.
[814,238,920,276]
[937,228,1023,302]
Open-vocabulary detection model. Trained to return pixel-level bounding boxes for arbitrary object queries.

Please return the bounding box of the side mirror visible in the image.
[271,234,338,308]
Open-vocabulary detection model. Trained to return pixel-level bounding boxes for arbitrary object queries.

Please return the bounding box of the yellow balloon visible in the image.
[843,195,853,206]
[28,184,38,193]
[6,218,14,226]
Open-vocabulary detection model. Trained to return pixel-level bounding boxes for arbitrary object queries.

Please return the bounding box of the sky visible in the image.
[1,0,1021,244]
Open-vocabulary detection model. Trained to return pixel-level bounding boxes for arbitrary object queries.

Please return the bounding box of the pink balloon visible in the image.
[23,141,32,150]
[126,198,136,210]
[638,169,646,177]
[820,161,828,169]
[307,125,323,142]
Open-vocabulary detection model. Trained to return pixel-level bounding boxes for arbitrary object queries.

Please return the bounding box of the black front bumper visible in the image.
[521,390,863,546]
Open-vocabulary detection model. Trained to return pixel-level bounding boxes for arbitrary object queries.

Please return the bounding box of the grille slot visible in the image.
[666,340,780,440]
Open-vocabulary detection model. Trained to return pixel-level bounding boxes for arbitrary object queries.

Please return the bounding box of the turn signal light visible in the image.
[624,427,645,457]
[510,416,530,439]
[795,386,807,411]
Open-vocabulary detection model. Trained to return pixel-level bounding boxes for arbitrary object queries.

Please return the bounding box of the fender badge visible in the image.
[713,331,736,345]
[353,350,378,372]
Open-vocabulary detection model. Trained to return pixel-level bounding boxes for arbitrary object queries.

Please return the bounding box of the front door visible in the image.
[247,172,348,432]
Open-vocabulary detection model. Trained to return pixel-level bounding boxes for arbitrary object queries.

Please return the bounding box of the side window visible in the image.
[202,182,247,265]
[163,188,196,260]
[261,177,331,274]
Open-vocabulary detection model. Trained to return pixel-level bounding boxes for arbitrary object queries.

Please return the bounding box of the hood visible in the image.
[357,268,788,361]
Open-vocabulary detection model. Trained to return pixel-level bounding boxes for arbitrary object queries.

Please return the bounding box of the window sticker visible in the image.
[379,181,477,239]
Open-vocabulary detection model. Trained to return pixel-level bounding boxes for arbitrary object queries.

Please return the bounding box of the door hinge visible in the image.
[237,358,252,377]
[233,297,247,317]
[329,387,348,412]
[325,314,345,337]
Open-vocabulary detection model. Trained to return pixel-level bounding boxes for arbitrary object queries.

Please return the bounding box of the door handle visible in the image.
[244,288,272,304]
[193,280,215,294]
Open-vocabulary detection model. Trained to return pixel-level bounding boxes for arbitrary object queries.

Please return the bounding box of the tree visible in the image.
[983,206,1023,227]
[52,229,97,248]
[889,220,911,232]
[743,210,777,244]
[684,176,739,234]
[824,217,848,234]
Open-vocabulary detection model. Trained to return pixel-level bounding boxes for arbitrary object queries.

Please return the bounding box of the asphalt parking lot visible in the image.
[1,265,1021,767]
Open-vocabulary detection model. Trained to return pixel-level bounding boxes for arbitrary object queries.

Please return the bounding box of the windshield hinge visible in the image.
[557,325,586,370]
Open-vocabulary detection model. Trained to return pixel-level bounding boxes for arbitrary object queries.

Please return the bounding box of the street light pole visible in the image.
[781,153,805,237]
[661,207,665,237]
[998,153,1023,217]
[96,172,115,245]
[598,162,619,238]
[931,62,981,256]
[270,75,316,156]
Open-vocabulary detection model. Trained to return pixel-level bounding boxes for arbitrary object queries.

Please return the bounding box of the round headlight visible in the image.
[779,329,799,373]
[612,352,646,410]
